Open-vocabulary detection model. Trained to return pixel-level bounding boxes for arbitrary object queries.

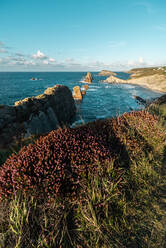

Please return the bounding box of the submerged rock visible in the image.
[0,85,76,148]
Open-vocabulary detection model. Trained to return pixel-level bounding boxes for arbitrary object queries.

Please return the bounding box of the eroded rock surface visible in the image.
[84,72,93,83]
[0,85,76,148]
[73,86,83,100]
[104,75,126,83]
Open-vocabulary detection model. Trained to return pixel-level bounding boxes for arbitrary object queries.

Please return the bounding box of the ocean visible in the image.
[0,72,163,126]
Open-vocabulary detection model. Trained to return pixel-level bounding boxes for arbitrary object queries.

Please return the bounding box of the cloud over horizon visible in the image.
[0,41,165,72]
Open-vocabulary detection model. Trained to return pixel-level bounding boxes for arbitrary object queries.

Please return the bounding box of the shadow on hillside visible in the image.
[81,118,153,169]
[162,145,166,165]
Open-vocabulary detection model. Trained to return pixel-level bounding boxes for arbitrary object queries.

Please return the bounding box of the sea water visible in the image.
[0,72,163,125]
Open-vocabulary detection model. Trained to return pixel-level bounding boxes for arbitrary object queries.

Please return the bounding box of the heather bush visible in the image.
[0,111,158,200]
[0,110,165,248]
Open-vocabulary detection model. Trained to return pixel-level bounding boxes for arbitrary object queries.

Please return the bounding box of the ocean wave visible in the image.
[79,80,87,83]
[88,89,97,91]
[90,86,101,89]
[120,84,135,89]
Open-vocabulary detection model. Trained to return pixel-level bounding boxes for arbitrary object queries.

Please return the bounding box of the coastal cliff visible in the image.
[0,85,76,148]
[104,66,166,93]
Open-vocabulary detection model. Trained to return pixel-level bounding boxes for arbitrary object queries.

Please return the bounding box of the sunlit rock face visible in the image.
[84,72,93,83]
[73,86,83,100]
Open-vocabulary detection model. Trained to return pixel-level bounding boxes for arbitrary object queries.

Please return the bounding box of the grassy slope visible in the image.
[148,94,166,125]
[0,110,166,247]
[128,66,166,79]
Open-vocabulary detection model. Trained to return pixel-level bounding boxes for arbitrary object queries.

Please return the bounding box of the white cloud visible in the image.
[0,41,8,53]
[33,50,48,59]
[43,60,49,65]
[49,58,55,62]
[0,48,8,53]
[138,57,144,63]
[32,50,56,65]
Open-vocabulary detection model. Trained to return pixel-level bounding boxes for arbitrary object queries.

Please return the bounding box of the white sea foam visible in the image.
[79,80,86,83]
[90,86,100,89]
[88,89,97,91]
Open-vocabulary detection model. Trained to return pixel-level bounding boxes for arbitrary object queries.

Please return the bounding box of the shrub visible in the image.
[0,111,158,200]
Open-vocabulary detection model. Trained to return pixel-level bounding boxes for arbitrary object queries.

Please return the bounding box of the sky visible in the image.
[0,0,166,71]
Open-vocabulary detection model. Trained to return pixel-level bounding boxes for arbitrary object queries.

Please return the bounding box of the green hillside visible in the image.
[129,66,166,79]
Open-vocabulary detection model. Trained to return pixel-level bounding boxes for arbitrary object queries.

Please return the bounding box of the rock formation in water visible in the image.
[83,84,89,90]
[133,95,149,106]
[73,86,83,100]
[104,75,126,83]
[0,85,76,148]
[98,70,117,76]
[84,72,93,83]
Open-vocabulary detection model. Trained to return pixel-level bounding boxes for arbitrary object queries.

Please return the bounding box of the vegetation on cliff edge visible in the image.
[0,110,165,247]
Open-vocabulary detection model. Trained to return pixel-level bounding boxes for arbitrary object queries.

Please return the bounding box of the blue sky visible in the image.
[0,0,166,71]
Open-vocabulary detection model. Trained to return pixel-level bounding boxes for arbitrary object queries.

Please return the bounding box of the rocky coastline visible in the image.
[0,85,76,148]
[102,67,166,93]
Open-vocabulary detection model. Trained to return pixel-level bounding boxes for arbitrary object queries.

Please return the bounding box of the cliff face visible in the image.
[104,73,166,93]
[128,74,166,92]
[0,85,76,148]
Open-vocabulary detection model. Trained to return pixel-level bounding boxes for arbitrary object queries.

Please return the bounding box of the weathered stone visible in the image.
[83,84,89,90]
[81,90,86,96]
[73,86,83,100]
[104,75,126,83]
[133,95,147,106]
[84,72,93,83]
[0,85,76,148]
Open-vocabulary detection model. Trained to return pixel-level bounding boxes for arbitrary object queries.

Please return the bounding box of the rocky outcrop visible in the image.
[82,84,89,90]
[0,85,76,148]
[81,90,86,96]
[104,73,166,93]
[98,70,117,76]
[133,95,150,106]
[104,75,126,83]
[84,72,93,83]
[73,86,83,100]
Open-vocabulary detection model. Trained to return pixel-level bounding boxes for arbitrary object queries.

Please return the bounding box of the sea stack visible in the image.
[73,86,83,100]
[84,72,93,83]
